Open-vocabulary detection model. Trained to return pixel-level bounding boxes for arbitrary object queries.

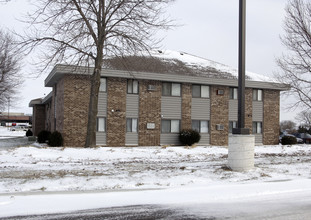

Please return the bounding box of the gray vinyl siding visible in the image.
[191,98,210,120]
[96,92,107,146]
[228,100,238,121]
[254,134,263,145]
[197,134,210,145]
[47,65,289,91]
[160,134,180,145]
[98,92,107,116]
[126,94,139,145]
[126,94,139,118]
[96,132,106,145]
[252,101,263,122]
[126,133,138,146]
[161,96,182,119]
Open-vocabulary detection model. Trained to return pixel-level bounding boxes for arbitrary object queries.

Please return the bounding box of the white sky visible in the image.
[0,0,300,122]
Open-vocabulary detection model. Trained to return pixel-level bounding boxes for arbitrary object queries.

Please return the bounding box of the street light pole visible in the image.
[233,0,249,135]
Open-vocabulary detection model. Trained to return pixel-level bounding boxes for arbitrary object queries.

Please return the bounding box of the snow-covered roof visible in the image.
[103,50,274,82]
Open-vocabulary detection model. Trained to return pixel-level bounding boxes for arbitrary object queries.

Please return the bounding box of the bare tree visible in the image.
[280,120,297,133]
[0,30,21,111]
[18,0,174,147]
[276,0,311,109]
[296,110,311,129]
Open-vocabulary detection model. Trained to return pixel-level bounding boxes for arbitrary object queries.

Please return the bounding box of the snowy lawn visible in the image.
[0,143,310,194]
[0,126,26,139]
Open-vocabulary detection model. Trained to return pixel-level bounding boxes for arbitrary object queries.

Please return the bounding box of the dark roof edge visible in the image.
[45,64,290,91]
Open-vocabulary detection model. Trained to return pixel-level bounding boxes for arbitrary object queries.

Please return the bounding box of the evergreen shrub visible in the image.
[37,130,51,143]
[281,135,297,145]
[26,129,33,137]
[179,129,201,146]
[48,131,63,147]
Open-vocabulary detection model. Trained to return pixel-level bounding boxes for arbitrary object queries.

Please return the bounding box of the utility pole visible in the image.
[233,0,249,135]
[228,0,254,172]
[7,97,10,127]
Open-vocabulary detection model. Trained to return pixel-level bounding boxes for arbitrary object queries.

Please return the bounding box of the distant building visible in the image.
[0,112,31,126]
[29,50,289,147]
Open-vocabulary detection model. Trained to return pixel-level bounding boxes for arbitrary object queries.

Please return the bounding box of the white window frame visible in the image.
[161,119,180,133]
[127,79,139,94]
[162,82,181,97]
[229,121,237,133]
[192,120,209,133]
[252,122,262,134]
[126,118,138,133]
[192,85,210,98]
[253,89,263,101]
[97,117,106,132]
[99,78,107,92]
[230,88,238,100]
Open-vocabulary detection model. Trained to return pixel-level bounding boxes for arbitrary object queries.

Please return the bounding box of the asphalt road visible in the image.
[2,197,311,220]
[0,137,35,150]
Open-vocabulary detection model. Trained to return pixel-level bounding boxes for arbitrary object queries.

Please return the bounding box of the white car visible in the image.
[10,126,28,131]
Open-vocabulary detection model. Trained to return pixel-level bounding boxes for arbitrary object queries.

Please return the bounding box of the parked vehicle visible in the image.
[293,133,311,144]
[279,132,303,144]
[10,126,28,131]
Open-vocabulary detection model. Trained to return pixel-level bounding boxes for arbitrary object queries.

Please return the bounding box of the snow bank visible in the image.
[0,144,310,194]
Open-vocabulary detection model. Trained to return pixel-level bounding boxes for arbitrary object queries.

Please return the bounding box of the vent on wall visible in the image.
[217,90,224,95]
[216,124,224,131]
[147,85,156,91]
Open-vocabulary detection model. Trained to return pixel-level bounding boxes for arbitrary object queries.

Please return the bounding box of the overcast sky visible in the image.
[0,0,299,122]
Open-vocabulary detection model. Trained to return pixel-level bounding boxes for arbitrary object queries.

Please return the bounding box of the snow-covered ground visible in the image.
[1,127,311,218]
[0,143,310,193]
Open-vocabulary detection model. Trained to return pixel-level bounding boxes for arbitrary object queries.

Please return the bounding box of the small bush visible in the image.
[48,131,63,147]
[281,135,297,145]
[26,129,33,137]
[37,130,51,143]
[179,129,201,146]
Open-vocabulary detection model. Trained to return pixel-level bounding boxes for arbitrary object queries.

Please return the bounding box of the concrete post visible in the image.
[228,135,255,171]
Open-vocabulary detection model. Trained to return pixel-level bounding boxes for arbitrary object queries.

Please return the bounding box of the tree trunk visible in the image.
[85,67,101,148]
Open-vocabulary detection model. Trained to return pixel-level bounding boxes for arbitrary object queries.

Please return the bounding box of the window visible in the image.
[192,120,209,133]
[161,120,180,133]
[192,85,210,98]
[253,89,262,101]
[126,118,138,132]
[229,121,237,133]
[229,88,238,100]
[253,122,262,134]
[99,78,107,92]
[162,82,181,96]
[127,79,139,94]
[97,117,106,132]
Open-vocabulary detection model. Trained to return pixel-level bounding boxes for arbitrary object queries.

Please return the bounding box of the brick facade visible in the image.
[245,88,253,133]
[263,90,280,145]
[107,78,127,146]
[62,75,91,147]
[210,86,229,146]
[181,83,192,130]
[31,70,282,147]
[138,80,162,146]
[32,105,45,136]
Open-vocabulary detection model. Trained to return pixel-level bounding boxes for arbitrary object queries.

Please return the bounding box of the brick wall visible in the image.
[263,90,280,145]
[245,88,253,132]
[139,80,162,146]
[55,78,64,132]
[44,101,52,131]
[107,78,127,146]
[62,74,91,147]
[33,105,45,136]
[181,83,192,130]
[210,86,229,146]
